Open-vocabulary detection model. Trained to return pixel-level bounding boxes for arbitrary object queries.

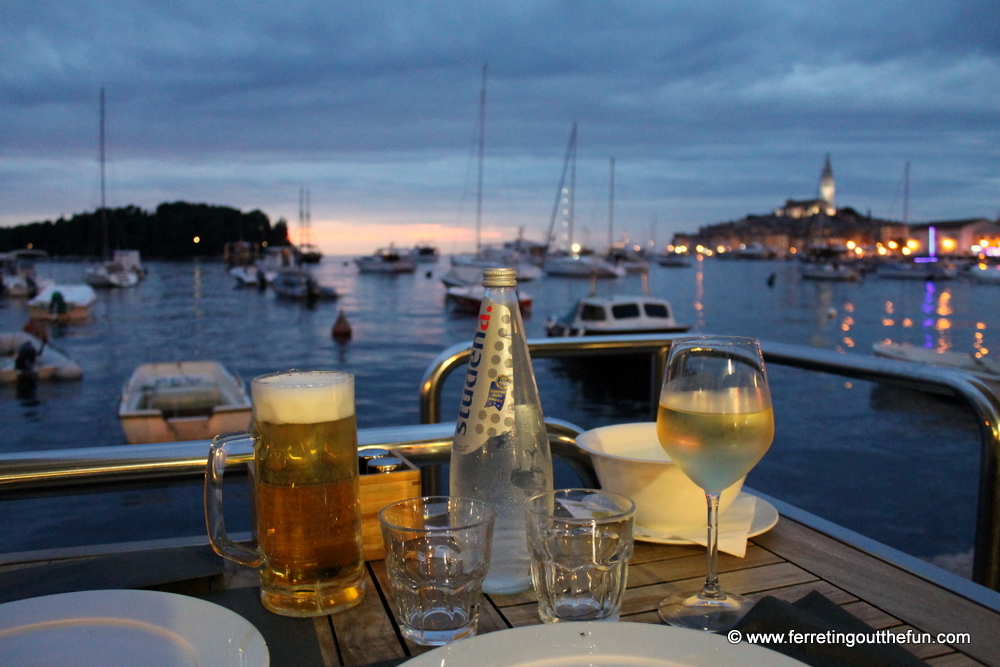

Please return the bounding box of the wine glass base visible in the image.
[656,589,755,632]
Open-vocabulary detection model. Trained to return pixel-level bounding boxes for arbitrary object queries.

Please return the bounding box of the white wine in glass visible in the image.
[655,336,774,631]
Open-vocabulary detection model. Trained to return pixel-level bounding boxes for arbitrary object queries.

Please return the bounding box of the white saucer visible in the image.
[634,492,779,545]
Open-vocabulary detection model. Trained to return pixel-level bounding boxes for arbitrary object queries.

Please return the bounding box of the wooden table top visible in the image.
[3,502,998,667]
[194,508,997,667]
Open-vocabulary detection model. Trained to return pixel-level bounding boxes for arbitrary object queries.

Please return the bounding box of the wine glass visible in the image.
[655,336,774,631]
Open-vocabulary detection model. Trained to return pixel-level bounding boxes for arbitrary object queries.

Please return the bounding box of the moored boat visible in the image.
[27,284,98,323]
[271,267,337,300]
[83,261,140,288]
[799,262,861,281]
[355,246,417,274]
[0,332,83,384]
[445,284,532,317]
[118,361,252,444]
[877,258,957,280]
[411,244,440,264]
[545,294,689,337]
[543,254,625,279]
[968,263,1000,284]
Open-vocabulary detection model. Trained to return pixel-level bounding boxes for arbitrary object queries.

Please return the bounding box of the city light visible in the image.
[941,238,957,252]
[193,236,200,244]
[906,239,919,250]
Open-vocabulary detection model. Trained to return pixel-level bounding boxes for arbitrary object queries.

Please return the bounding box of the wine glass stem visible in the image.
[700,492,724,600]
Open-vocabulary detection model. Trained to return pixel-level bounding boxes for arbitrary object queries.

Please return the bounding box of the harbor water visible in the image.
[1,256,994,573]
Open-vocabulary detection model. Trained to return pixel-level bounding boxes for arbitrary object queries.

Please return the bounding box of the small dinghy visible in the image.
[0,332,83,384]
[118,361,252,444]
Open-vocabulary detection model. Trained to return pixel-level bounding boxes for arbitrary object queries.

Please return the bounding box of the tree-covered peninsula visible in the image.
[0,202,290,259]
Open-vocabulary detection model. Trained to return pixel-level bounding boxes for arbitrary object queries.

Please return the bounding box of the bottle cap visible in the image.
[482,267,517,288]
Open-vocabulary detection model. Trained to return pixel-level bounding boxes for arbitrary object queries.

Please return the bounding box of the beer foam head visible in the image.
[252,370,354,424]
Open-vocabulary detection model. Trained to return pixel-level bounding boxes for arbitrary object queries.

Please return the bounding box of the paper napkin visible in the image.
[634,493,757,557]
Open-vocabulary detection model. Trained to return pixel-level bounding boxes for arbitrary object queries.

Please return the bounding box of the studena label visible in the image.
[454,298,515,455]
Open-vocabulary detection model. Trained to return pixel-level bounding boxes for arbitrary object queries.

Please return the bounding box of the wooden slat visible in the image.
[622,562,819,616]
[627,545,784,587]
[889,625,959,660]
[928,652,989,667]
[329,567,407,666]
[753,518,1000,666]
[840,600,902,629]
[312,617,339,667]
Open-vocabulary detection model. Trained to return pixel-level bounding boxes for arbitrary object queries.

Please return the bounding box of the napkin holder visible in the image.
[359,449,421,561]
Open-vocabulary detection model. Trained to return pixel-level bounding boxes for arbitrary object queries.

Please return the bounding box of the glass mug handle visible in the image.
[205,432,264,568]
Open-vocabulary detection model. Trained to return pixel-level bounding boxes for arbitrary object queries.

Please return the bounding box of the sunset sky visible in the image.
[2,1,998,254]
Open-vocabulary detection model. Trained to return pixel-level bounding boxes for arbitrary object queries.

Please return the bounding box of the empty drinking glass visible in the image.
[378,496,495,646]
[525,488,636,623]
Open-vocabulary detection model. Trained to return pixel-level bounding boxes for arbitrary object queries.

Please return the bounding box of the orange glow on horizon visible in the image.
[285,219,523,255]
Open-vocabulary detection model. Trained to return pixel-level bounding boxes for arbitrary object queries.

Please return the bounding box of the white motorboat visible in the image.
[968,263,1000,284]
[0,332,83,384]
[355,247,417,274]
[545,294,689,337]
[118,361,252,444]
[411,244,440,264]
[230,264,267,288]
[543,254,626,279]
[657,253,692,268]
[873,341,1000,385]
[445,284,533,317]
[271,267,338,300]
[27,284,98,323]
[0,252,51,298]
[877,258,957,280]
[799,262,861,281]
[83,261,140,288]
[449,250,543,283]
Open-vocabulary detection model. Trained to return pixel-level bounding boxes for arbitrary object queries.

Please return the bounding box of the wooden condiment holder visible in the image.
[359,449,421,561]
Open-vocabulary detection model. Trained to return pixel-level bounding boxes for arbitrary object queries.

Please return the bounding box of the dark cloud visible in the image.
[1,1,997,239]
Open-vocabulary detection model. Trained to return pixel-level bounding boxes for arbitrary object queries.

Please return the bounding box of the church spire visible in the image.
[819,153,835,208]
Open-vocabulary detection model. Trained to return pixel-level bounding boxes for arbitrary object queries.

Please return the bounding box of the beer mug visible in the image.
[205,370,365,616]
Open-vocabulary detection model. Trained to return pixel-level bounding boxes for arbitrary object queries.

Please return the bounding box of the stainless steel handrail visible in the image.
[0,420,594,498]
[419,333,1000,590]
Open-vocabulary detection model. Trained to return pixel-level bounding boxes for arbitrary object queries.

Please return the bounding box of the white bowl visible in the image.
[575,422,744,533]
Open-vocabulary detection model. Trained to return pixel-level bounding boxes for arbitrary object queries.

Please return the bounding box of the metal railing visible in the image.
[419,333,1000,591]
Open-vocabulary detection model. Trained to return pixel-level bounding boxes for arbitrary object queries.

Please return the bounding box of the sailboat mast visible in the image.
[99,87,109,261]
[568,124,576,249]
[475,65,487,254]
[903,161,910,225]
[543,122,577,259]
[608,157,615,249]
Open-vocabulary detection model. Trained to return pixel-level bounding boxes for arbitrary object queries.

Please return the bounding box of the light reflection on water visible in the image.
[0,257,996,565]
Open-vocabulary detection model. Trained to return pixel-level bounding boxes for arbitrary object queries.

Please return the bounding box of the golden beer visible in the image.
[207,370,365,617]
[254,415,365,615]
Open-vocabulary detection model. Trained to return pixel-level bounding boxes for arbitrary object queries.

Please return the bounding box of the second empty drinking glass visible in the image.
[379,496,495,646]
[525,488,635,623]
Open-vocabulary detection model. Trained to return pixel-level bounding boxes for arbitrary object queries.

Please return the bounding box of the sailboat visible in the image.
[444,66,542,287]
[297,187,322,264]
[542,125,624,279]
[83,88,141,289]
[603,157,650,274]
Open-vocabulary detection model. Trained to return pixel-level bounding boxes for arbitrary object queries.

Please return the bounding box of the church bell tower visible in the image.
[819,154,835,208]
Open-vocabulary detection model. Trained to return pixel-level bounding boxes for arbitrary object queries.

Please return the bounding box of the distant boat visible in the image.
[445,284,532,317]
[412,244,440,264]
[873,341,1000,385]
[0,332,83,384]
[27,284,97,323]
[544,254,626,279]
[0,252,51,298]
[230,264,267,288]
[296,187,323,263]
[657,253,692,268]
[448,251,543,283]
[799,262,861,281]
[968,263,1000,284]
[877,258,957,281]
[83,252,142,289]
[271,267,337,300]
[118,361,252,444]
[355,247,417,274]
[545,294,689,337]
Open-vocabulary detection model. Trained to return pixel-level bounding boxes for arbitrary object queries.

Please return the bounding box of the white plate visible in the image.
[400,621,806,666]
[635,494,779,545]
[0,589,268,667]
